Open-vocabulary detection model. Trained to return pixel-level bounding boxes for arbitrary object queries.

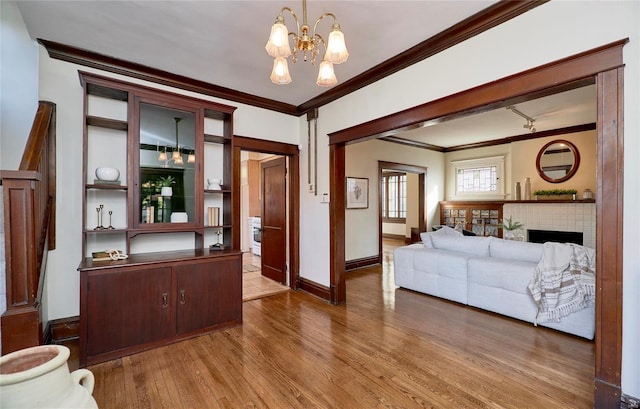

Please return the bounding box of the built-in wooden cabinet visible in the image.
[80,72,237,257]
[78,73,242,367]
[439,201,504,237]
[78,249,242,366]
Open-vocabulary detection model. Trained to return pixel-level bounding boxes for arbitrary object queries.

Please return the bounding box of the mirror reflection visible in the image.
[139,103,196,224]
[536,139,580,183]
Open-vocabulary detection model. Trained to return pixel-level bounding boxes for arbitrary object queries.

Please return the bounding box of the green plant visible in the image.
[533,188,577,196]
[157,175,175,187]
[500,216,524,231]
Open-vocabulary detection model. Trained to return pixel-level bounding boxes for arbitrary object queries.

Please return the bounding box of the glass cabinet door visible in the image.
[138,103,197,225]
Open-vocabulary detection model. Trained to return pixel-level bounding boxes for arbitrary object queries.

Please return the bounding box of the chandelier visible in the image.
[265,0,349,87]
[158,118,195,166]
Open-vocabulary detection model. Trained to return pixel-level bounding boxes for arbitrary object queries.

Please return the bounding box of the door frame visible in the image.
[232,135,300,289]
[378,161,427,252]
[328,40,626,407]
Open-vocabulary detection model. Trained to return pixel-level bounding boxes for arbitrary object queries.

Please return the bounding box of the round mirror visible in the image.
[535,139,580,183]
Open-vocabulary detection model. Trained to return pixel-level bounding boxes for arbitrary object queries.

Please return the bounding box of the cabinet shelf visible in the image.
[204,189,231,194]
[84,228,127,234]
[86,184,128,190]
[204,134,230,144]
[204,224,232,229]
[86,115,128,131]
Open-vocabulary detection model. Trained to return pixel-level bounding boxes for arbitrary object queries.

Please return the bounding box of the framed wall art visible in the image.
[346,177,368,209]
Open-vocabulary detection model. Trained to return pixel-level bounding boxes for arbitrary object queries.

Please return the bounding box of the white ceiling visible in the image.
[17,0,495,106]
[16,1,596,147]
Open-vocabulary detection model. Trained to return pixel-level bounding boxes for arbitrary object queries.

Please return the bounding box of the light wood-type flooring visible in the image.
[242,251,290,301]
[85,239,595,408]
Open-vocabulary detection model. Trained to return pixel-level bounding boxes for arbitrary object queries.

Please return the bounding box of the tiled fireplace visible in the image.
[503,202,596,249]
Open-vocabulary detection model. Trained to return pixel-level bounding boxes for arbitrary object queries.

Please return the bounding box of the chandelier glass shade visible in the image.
[265,0,348,86]
[158,117,189,166]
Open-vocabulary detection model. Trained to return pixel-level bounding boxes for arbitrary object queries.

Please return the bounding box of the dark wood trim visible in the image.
[298,0,548,114]
[593,66,624,408]
[329,144,346,305]
[41,40,298,116]
[379,136,446,152]
[329,41,626,408]
[47,316,80,343]
[40,1,543,117]
[345,255,381,271]
[233,135,300,155]
[231,136,300,290]
[328,40,626,145]
[445,123,597,152]
[381,233,405,240]
[289,153,300,290]
[297,278,331,302]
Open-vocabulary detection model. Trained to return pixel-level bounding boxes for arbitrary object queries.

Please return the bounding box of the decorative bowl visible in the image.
[95,167,120,181]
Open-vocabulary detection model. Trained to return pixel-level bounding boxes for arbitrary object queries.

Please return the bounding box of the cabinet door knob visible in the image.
[162,293,168,308]
[180,289,186,304]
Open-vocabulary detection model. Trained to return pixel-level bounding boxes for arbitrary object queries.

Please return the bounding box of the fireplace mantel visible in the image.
[506,199,595,204]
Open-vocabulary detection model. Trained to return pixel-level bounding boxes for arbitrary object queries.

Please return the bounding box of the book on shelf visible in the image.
[91,251,113,261]
[207,207,220,227]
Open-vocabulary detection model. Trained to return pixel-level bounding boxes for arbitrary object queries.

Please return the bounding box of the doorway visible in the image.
[378,161,427,254]
[328,41,625,406]
[233,136,300,296]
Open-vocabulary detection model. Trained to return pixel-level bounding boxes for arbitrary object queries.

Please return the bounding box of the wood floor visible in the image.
[86,239,595,408]
[242,251,290,301]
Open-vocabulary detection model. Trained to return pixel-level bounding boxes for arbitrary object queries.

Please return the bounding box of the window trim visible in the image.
[450,155,505,200]
[381,172,407,223]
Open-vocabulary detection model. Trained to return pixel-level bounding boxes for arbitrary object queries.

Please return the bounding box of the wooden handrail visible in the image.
[1,101,56,355]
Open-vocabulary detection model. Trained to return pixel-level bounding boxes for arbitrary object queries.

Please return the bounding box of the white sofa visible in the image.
[393,228,595,339]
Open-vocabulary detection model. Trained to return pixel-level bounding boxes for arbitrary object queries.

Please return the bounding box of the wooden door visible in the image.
[85,266,173,357]
[261,157,287,284]
[175,256,242,335]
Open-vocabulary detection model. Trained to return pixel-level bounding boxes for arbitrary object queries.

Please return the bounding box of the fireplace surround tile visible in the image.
[503,202,595,249]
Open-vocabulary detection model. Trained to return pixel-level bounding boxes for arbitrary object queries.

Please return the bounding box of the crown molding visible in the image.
[38,1,546,117]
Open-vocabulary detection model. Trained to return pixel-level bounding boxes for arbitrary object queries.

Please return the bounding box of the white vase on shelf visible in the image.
[160,186,173,197]
[207,178,222,190]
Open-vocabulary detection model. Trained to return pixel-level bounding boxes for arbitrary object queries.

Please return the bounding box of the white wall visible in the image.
[301,1,639,396]
[344,139,443,261]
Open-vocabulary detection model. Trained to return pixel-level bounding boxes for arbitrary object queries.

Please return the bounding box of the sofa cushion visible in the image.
[420,225,461,248]
[489,238,543,263]
[430,235,491,257]
[467,257,536,295]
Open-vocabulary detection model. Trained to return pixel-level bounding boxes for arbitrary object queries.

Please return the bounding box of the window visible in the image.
[450,156,505,199]
[381,172,406,222]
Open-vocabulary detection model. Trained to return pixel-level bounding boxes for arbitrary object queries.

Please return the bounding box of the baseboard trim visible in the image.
[47,316,80,343]
[345,254,381,271]
[595,378,621,408]
[297,278,331,301]
[382,233,405,241]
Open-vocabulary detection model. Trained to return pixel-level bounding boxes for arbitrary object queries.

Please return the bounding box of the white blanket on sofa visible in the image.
[528,242,595,323]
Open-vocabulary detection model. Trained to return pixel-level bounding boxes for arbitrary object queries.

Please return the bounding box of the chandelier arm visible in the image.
[312,13,337,37]
[279,7,301,36]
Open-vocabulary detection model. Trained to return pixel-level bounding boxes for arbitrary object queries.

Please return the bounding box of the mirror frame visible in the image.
[535,139,580,183]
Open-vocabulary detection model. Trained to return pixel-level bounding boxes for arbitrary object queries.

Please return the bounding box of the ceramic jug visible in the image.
[0,345,98,408]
